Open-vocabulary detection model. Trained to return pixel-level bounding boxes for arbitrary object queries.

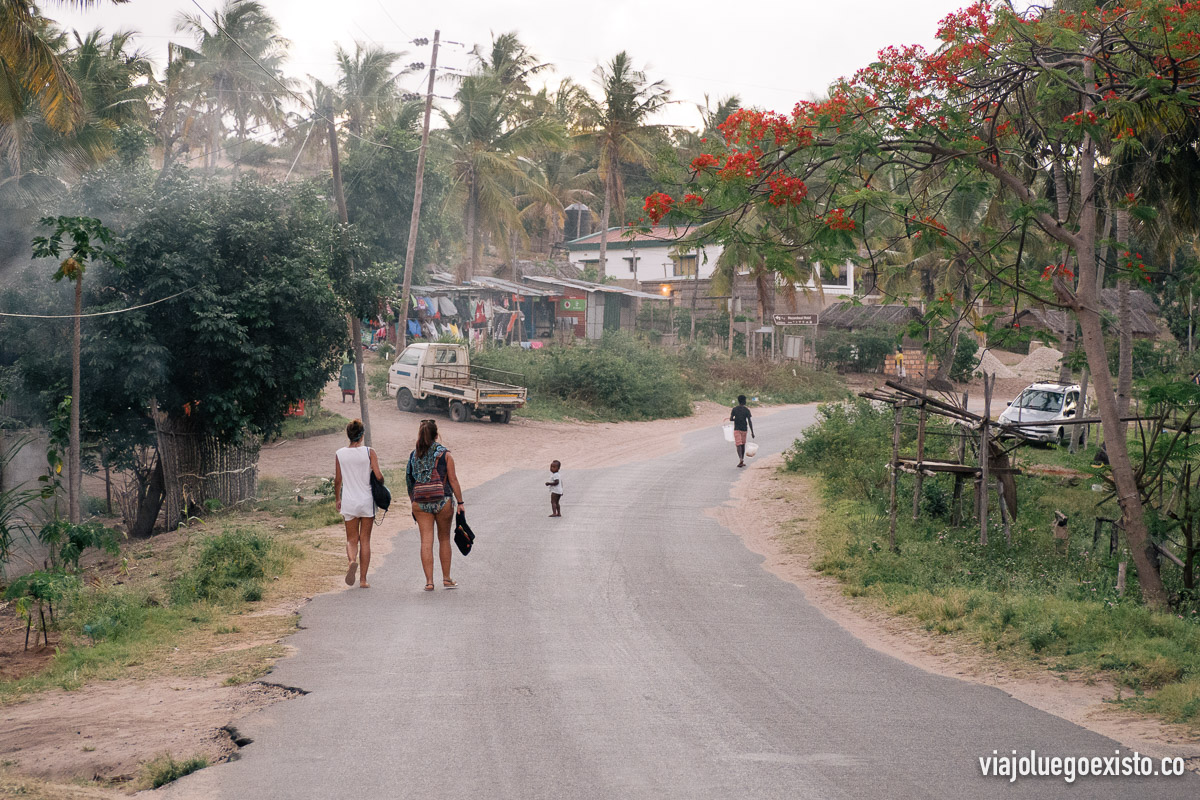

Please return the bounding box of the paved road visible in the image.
[166,406,1193,799]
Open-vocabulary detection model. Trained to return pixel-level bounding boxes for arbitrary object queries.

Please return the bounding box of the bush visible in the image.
[174,529,276,604]
[785,400,897,501]
[815,331,893,372]
[473,332,692,420]
[141,754,208,789]
[950,336,980,382]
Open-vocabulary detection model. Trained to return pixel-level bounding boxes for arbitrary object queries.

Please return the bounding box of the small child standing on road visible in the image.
[545,460,564,517]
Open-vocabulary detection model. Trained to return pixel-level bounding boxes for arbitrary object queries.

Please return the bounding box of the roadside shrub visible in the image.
[815,331,893,372]
[141,755,208,789]
[785,400,896,502]
[70,586,152,643]
[174,529,275,604]
[474,332,691,420]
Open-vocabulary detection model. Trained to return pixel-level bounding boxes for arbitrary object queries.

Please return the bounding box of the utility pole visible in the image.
[399,30,440,351]
[328,115,372,446]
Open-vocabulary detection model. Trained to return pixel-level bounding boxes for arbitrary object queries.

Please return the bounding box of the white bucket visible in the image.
[745,442,759,458]
[722,423,735,442]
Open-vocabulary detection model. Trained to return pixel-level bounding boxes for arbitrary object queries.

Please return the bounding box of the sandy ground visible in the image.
[0,681,300,785]
[711,454,1200,767]
[261,387,755,489]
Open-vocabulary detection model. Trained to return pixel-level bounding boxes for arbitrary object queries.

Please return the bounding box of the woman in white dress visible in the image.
[334,419,384,588]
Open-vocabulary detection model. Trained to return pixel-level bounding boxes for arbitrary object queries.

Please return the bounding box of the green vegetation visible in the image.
[277,405,351,441]
[140,754,209,789]
[474,333,691,421]
[786,401,1200,726]
[474,334,846,422]
[0,527,299,702]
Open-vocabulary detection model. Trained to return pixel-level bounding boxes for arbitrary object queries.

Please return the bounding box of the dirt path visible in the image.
[711,455,1200,765]
[260,387,779,489]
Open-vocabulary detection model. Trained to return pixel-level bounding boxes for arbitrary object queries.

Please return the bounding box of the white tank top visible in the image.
[337,446,374,518]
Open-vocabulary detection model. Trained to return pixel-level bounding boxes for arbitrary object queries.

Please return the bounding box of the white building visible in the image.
[564,226,857,297]
[564,226,721,283]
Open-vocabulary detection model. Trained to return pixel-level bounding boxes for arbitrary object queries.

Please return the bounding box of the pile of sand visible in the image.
[1014,346,1064,380]
[973,349,1016,379]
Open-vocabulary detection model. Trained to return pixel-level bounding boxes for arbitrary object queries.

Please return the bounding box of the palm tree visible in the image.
[1,1,129,135]
[579,52,669,279]
[518,80,596,253]
[439,68,564,280]
[335,41,407,137]
[177,0,291,175]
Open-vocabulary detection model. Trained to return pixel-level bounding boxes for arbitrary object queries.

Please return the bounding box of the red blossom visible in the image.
[690,153,719,171]
[821,208,856,231]
[682,193,705,207]
[765,173,808,206]
[643,192,674,224]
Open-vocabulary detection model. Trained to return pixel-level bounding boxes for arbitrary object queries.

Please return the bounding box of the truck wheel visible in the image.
[449,401,470,423]
[1053,427,1065,446]
[396,388,417,413]
[489,409,511,424]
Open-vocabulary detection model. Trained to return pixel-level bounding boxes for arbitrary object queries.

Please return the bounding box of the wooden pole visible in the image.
[952,391,967,527]
[889,403,903,552]
[69,272,82,524]
[996,479,1012,547]
[398,30,440,352]
[979,375,993,546]
[912,399,927,520]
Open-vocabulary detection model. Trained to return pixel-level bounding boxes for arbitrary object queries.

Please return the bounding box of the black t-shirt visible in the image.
[730,405,752,431]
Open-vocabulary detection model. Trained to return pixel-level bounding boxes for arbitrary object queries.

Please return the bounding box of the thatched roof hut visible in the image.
[818,303,922,332]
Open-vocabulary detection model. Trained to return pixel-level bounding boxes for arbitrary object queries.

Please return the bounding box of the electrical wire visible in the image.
[0,288,195,319]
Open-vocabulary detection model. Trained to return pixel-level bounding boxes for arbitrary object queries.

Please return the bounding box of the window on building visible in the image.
[623,256,640,275]
[672,254,698,277]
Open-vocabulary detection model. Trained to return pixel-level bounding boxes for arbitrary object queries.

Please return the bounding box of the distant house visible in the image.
[564,226,720,284]
[1014,288,1160,341]
[564,226,858,300]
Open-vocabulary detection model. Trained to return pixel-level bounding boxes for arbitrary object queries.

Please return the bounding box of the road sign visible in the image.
[772,314,818,326]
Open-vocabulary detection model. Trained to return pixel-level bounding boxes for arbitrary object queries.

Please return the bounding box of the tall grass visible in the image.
[472,334,846,422]
[787,401,1200,725]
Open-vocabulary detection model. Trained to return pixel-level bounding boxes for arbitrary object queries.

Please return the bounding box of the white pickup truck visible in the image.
[386,343,526,423]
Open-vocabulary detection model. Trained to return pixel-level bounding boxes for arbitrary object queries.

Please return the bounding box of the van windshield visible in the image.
[1013,389,1064,412]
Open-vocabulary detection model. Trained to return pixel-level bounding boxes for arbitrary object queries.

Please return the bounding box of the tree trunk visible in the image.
[329,118,372,446]
[597,169,613,281]
[69,274,82,524]
[1053,159,1074,382]
[1116,208,1132,439]
[130,453,164,539]
[728,269,736,357]
[467,179,480,281]
[1075,126,1167,608]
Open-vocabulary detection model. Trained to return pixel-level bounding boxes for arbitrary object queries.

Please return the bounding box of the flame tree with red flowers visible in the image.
[642,0,1200,608]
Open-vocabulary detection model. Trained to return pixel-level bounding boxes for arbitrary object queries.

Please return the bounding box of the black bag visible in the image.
[369,471,391,512]
[453,509,475,556]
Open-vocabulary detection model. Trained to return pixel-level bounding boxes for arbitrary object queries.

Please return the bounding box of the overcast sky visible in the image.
[48,0,973,127]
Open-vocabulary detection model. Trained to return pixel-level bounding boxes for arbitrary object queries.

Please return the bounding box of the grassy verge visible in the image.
[276,406,350,441]
[472,333,847,422]
[0,476,355,704]
[786,400,1200,729]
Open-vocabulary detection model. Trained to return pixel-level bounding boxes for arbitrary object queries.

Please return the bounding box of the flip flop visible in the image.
[424,583,435,592]
[443,580,458,589]
[345,561,358,586]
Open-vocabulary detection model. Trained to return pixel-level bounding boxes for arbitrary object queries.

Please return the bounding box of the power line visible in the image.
[0,288,196,319]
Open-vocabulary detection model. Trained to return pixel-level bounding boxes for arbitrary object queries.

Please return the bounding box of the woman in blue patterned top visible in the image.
[406,419,465,591]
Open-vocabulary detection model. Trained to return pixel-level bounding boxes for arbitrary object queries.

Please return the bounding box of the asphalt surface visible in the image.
[164,405,1195,799]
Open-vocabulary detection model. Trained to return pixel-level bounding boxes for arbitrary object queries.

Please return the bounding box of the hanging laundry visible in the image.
[449,323,461,338]
[408,319,422,339]
[475,301,486,324]
[439,296,458,317]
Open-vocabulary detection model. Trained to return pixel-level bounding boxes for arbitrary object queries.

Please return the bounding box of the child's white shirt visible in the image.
[548,471,564,495]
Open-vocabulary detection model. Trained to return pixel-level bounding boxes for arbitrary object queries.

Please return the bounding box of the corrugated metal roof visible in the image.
[523,275,668,300]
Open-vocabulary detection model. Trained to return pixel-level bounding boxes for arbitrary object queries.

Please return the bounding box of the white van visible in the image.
[997,382,1087,445]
